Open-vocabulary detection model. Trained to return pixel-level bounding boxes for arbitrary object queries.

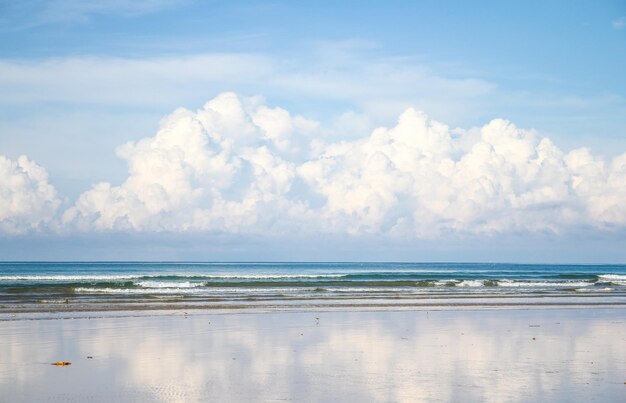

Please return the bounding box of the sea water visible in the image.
[1,262,625,312]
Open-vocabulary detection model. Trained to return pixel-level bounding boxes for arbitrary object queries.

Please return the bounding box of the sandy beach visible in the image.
[1,306,625,402]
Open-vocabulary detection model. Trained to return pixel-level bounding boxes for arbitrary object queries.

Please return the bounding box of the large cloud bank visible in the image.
[3,92,626,237]
[0,155,60,233]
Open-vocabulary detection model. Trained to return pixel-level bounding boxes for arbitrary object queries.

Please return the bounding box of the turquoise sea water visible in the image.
[1,262,625,312]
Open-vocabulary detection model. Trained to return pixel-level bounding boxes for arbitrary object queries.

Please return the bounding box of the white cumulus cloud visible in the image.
[59,92,626,238]
[63,92,317,233]
[0,155,60,233]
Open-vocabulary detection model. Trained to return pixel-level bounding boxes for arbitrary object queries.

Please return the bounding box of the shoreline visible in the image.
[3,300,626,321]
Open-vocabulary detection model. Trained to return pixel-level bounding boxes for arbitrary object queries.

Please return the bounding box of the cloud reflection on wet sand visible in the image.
[1,308,625,402]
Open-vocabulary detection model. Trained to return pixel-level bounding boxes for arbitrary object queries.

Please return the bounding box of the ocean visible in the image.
[1,262,625,313]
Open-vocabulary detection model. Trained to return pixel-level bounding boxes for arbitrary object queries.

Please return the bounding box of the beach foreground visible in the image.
[1,307,625,402]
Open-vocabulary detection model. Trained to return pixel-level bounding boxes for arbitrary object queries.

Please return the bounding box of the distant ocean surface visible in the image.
[1,262,626,313]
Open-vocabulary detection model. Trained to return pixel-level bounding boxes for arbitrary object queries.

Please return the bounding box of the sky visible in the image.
[1,0,626,262]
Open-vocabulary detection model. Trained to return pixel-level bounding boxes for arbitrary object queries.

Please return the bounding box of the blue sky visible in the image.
[1,0,625,261]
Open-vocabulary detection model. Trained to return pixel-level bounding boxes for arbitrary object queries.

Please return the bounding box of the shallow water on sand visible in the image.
[1,307,625,402]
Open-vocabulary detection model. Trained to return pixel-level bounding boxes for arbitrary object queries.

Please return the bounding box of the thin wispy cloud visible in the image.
[0,0,188,31]
[0,54,273,106]
[612,16,626,30]
[3,48,623,127]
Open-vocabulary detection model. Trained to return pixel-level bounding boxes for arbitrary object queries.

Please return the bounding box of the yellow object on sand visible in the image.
[52,361,71,366]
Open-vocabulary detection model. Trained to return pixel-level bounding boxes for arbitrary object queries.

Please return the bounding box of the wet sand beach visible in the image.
[1,307,625,402]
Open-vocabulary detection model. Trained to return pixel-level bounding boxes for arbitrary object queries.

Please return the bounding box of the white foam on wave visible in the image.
[74,287,325,295]
[598,274,626,280]
[198,274,347,279]
[598,274,626,285]
[498,280,591,287]
[575,287,614,293]
[75,287,209,295]
[427,280,459,286]
[136,281,201,288]
[456,280,484,287]
[433,280,593,288]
